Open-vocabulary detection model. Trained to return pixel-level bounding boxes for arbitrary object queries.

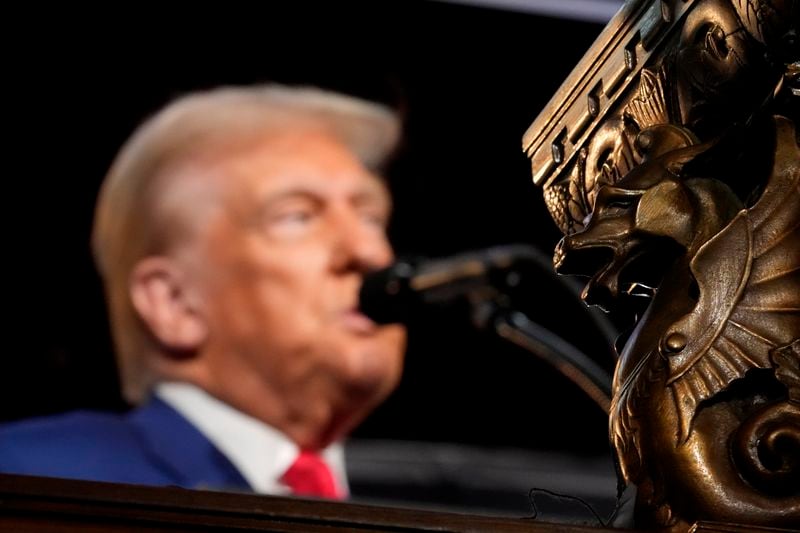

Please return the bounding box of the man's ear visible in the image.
[129,257,207,353]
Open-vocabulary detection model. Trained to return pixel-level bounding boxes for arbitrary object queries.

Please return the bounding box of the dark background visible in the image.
[4,2,619,459]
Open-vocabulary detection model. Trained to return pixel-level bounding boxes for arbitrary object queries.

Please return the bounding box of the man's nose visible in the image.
[331,213,393,274]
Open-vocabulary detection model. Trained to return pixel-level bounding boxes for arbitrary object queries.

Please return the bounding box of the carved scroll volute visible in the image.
[523,0,799,530]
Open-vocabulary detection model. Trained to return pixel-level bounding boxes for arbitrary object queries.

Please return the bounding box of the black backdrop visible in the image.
[5,1,618,458]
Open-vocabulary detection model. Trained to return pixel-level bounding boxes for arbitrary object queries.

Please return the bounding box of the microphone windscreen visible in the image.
[358,261,417,325]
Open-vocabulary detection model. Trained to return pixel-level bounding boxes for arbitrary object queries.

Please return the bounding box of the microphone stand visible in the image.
[469,292,613,414]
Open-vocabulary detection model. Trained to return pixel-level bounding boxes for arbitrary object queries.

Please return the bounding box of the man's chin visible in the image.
[340,349,403,399]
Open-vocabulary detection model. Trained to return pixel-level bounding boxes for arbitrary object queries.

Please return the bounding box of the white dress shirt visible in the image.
[155,382,348,496]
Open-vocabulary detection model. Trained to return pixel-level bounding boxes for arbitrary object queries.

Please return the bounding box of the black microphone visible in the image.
[359,244,550,324]
[360,243,616,412]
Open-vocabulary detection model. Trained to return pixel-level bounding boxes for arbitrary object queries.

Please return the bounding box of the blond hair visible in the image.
[92,85,401,403]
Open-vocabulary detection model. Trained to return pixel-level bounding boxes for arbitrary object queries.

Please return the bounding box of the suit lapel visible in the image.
[127,396,251,492]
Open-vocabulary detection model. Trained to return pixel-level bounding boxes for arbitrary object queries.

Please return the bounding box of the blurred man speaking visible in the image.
[0,85,406,498]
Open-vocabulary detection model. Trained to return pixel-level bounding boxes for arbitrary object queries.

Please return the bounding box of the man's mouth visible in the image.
[340,309,378,334]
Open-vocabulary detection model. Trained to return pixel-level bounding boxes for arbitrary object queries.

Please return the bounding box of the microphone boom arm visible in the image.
[470,295,612,414]
[360,243,615,413]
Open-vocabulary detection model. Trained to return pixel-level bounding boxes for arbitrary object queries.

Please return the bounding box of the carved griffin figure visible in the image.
[525,0,799,529]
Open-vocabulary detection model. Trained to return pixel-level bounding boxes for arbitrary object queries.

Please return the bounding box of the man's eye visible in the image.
[277,210,313,223]
[271,209,314,227]
[266,208,316,233]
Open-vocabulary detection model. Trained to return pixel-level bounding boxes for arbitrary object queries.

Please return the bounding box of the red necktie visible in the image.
[280,450,344,500]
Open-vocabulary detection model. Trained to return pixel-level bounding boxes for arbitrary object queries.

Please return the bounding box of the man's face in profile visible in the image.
[181,130,406,443]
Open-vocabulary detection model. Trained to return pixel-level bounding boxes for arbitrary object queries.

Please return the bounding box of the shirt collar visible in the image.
[154,382,348,496]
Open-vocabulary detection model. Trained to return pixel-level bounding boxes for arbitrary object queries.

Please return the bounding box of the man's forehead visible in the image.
[158,126,389,204]
[227,128,368,168]
[255,179,391,210]
[161,133,387,215]
[218,131,386,190]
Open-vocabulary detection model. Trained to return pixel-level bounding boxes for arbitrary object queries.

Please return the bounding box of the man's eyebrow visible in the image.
[260,189,320,206]
[252,190,322,221]
[256,183,391,212]
[351,184,391,209]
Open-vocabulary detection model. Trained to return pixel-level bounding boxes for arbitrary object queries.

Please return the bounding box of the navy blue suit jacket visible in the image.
[0,397,251,491]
